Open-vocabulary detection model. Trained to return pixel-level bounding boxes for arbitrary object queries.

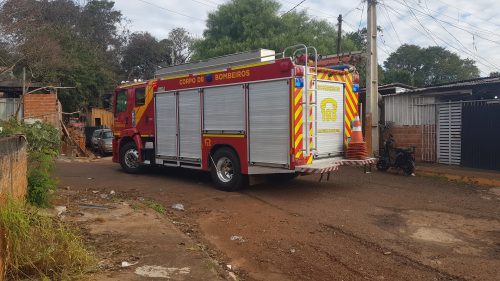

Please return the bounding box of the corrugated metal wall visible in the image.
[0,98,21,120]
[384,94,435,125]
[383,94,437,162]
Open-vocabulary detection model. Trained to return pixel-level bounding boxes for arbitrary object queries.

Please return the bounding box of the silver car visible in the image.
[92,129,113,155]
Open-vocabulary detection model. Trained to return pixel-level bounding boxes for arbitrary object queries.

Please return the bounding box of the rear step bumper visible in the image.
[295,157,377,174]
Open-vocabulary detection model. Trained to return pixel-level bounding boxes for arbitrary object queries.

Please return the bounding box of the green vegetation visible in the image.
[192,0,357,60]
[0,198,96,280]
[0,0,483,112]
[383,44,480,87]
[143,199,167,215]
[0,119,60,207]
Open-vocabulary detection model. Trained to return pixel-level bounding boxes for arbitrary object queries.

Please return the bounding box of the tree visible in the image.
[489,71,500,77]
[192,0,356,60]
[383,44,480,87]
[0,0,126,111]
[165,28,194,66]
[121,32,166,80]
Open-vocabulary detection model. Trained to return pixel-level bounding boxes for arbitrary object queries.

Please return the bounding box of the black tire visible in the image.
[210,147,243,191]
[376,159,390,172]
[402,160,415,176]
[119,142,143,174]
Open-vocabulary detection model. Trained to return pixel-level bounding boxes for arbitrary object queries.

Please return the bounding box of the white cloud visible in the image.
[114,0,500,75]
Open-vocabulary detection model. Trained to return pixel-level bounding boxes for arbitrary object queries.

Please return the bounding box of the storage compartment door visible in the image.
[203,85,245,132]
[179,90,201,160]
[315,81,344,158]
[249,80,290,165]
[155,92,177,157]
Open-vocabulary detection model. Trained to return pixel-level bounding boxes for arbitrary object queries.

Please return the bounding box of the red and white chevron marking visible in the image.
[295,165,339,174]
[295,158,377,175]
[338,158,377,166]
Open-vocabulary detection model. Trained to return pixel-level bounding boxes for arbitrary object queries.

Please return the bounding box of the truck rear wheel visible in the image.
[210,148,243,191]
[120,141,143,174]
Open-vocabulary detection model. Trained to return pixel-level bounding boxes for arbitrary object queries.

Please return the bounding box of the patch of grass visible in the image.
[1,119,60,207]
[143,199,166,215]
[0,198,96,280]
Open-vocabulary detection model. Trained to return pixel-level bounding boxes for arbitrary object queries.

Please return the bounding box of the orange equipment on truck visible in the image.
[112,45,375,191]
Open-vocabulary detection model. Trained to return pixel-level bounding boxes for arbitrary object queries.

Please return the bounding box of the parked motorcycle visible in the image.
[377,135,416,176]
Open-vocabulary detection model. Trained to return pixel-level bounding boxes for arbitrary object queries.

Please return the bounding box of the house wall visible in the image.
[89,108,114,128]
[0,136,28,281]
[23,93,60,128]
[382,94,437,162]
[386,125,436,162]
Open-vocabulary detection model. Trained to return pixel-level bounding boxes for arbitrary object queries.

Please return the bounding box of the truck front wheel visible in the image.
[210,148,243,191]
[120,141,143,174]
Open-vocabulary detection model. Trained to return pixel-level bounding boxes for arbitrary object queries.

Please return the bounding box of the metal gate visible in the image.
[461,101,500,170]
[0,98,20,120]
[437,102,462,165]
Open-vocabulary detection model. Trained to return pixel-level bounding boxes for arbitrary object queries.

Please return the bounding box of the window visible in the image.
[135,87,146,106]
[102,131,113,138]
[116,90,127,114]
[94,118,102,127]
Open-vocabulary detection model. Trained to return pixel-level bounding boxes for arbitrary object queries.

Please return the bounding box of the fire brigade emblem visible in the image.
[320,98,338,122]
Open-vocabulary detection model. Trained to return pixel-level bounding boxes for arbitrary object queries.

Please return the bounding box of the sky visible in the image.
[113,0,500,76]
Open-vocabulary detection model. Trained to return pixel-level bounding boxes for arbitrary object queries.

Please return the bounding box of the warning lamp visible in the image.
[353,73,360,84]
[205,73,213,82]
[295,77,304,88]
[353,84,360,92]
[295,66,304,77]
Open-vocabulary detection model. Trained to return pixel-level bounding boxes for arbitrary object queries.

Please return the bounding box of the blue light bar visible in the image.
[353,83,359,92]
[295,77,304,88]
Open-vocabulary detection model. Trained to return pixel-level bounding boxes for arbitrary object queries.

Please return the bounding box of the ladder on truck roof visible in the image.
[283,44,319,157]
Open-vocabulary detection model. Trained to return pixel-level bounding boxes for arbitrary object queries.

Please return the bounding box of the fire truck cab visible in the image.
[112,45,375,191]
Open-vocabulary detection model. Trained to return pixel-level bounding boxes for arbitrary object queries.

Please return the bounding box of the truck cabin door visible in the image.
[114,88,133,130]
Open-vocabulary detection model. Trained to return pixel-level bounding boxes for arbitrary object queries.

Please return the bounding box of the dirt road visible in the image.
[56,158,500,281]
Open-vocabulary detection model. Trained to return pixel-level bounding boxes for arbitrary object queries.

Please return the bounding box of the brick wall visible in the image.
[23,93,60,128]
[386,125,436,162]
[0,136,28,281]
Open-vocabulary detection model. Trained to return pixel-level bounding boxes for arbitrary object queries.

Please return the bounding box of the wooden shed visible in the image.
[89,108,114,128]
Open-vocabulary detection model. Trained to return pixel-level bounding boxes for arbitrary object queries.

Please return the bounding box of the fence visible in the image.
[0,135,28,281]
[0,98,21,121]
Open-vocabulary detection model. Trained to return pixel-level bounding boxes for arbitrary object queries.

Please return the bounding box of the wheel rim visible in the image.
[124,148,140,169]
[216,156,233,183]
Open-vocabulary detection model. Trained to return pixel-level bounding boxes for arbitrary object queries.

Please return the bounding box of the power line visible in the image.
[380,2,402,45]
[385,0,500,70]
[282,0,307,16]
[357,0,365,31]
[189,0,218,8]
[137,0,205,21]
[381,2,500,72]
[389,0,500,40]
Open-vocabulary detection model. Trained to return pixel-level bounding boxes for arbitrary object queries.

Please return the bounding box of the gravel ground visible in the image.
[56,157,500,281]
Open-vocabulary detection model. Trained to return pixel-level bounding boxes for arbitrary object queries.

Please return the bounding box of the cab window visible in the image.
[135,87,146,106]
[116,90,127,114]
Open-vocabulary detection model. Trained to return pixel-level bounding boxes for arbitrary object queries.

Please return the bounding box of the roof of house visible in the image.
[402,76,500,94]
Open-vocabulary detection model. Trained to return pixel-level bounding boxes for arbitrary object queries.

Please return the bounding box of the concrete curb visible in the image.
[417,169,500,187]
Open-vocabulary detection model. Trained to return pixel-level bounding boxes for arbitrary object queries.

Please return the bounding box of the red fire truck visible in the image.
[112,45,375,191]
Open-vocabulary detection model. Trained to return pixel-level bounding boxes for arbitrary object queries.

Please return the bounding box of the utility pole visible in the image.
[337,14,342,56]
[366,0,379,156]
